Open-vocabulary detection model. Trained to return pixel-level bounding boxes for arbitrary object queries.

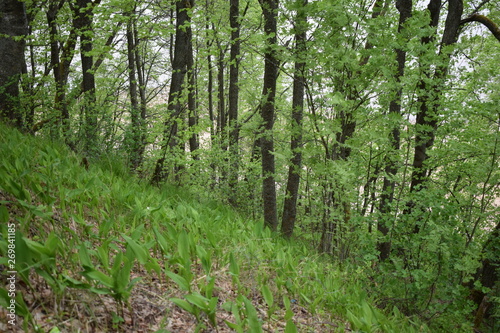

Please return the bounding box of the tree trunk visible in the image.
[72,0,98,155]
[377,0,412,261]
[126,7,143,170]
[228,0,241,205]
[46,0,75,138]
[259,0,279,231]
[318,0,385,254]
[405,0,463,233]
[152,0,194,184]
[281,0,307,238]
[0,0,28,129]
[187,35,199,157]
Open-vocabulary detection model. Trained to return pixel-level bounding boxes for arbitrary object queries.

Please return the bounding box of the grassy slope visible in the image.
[0,124,425,332]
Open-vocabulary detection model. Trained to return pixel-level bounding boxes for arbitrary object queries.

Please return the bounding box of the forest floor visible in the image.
[0,124,422,332]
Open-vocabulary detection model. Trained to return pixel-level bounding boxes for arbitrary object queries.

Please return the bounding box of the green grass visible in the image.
[0,123,426,332]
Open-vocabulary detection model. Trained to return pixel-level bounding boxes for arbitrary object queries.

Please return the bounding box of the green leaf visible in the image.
[153,227,170,254]
[166,271,190,291]
[81,267,113,288]
[185,293,209,309]
[170,297,194,314]
[284,320,298,333]
[78,244,93,267]
[229,252,239,276]
[122,234,148,265]
[0,205,9,223]
[177,230,191,266]
[241,296,262,333]
[261,284,273,308]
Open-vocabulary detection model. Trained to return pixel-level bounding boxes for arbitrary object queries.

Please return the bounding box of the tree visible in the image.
[281,0,307,238]
[228,0,241,204]
[71,0,101,154]
[259,0,279,231]
[0,0,28,129]
[152,0,195,184]
[125,2,148,170]
[377,0,412,261]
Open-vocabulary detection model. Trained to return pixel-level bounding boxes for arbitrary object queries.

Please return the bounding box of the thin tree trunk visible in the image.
[134,15,147,166]
[126,7,143,170]
[377,0,412,261]
[228,0,241,205]
[187,37,199,157]
[281,0,307,238]
[318,0,385,254]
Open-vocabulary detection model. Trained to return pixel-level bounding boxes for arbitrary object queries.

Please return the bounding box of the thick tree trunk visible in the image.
[259,0,279,231]
[281,0,307,238]
[0,0,28,129]
[152,0,194,184]
[72,0,98,154]
[377,0,412,261]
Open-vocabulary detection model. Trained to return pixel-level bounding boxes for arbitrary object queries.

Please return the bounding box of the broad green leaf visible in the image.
[177,230,191,266]
[153,227,170,254]
[0,205,9,223]
[261,284,273,308]
[185,293,209,309]
[166,271,190,291]
[284,320,298,333]
[78,244,93,267]
[122,234,148,265]
[81,267,113,288]
[170,298,194,314]
[241,296,262,333]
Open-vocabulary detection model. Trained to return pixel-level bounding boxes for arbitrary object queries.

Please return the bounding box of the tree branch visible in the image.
[460,13,500,42]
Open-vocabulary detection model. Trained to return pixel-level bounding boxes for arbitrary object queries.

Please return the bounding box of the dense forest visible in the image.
[0,0,499,331]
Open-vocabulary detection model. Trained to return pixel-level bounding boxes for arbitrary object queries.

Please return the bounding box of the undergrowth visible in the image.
[0,124,426,332]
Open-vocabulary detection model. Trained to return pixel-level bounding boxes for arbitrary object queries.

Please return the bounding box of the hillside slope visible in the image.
[0,124,423,332]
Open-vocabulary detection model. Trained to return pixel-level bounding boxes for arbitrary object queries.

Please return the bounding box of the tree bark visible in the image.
[72,0,99,154]
[228,0,241,205]
[152,0,194,184]
[281,0,307,238]
[126,7,143,170]
[259,0,279,231]
[0,0,28,129]
[46,0,77,140]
